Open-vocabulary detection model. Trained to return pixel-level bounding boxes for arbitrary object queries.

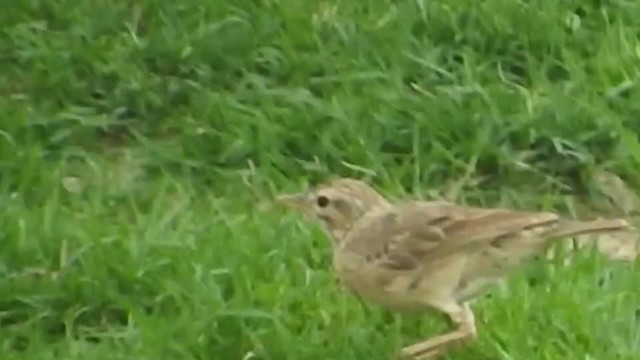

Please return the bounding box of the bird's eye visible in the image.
[316,195,330,207]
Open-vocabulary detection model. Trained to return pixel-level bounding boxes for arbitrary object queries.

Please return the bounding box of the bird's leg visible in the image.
[399,302,477,359]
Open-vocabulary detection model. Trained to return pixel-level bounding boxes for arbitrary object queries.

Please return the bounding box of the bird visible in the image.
[276,177,632,359]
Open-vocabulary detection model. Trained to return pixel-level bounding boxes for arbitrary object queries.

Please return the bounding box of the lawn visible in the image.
[1,0,639,359]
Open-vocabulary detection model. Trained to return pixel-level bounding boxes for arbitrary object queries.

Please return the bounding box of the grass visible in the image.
[1,0,640,359]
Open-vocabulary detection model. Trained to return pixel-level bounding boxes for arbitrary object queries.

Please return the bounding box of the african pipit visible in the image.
[277,178,631,359]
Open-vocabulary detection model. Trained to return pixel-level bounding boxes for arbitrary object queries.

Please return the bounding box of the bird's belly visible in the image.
[453,250,516,301]
[334,261,438,311]
[453,276,503,302]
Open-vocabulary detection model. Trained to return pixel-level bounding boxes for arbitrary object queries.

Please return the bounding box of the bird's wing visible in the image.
[342,200,561,271]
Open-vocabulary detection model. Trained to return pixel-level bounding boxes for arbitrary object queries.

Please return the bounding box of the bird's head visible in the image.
[276,178,390,243]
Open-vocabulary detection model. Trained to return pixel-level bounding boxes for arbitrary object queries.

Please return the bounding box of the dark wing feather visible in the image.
[420,204,560,263]
[342,200,560,271]
[341,202,447,270]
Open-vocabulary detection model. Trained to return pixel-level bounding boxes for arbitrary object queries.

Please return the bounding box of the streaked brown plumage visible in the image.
[277,177,631,359]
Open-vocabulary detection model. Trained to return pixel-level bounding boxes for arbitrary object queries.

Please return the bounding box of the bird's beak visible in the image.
[275,192,308,211]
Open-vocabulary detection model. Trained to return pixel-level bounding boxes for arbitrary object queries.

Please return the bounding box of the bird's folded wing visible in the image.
[342,201,560,271]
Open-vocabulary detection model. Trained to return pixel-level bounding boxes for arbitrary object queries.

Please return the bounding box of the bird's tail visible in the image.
[546,218,632,239]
